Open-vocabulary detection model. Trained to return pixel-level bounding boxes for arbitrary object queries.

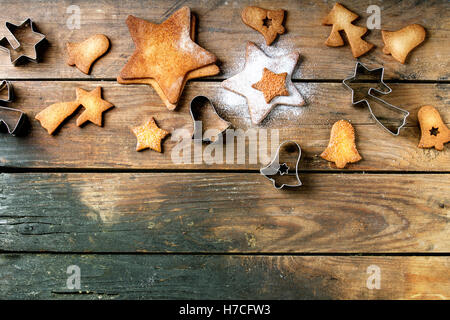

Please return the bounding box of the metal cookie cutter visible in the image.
[0,18,46,65]
[343,62,409,136]
[190,96,231,143]
[0,80,26,135]
[260,140,302,189]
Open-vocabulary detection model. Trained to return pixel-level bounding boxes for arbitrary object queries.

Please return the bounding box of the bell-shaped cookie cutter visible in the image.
[0,80,26,135]
[342,62,409,136]
[260,140,302,189]
[0,18,46,65]
[189,95,231,143]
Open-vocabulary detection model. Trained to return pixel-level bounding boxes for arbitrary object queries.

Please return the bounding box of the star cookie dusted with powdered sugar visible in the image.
[221,42,304,125]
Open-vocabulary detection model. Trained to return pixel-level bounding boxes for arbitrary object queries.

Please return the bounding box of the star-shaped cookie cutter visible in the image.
[0,80,26,135]
[0,18,46,65]
[343,62,410,136]
[260,140,302,189]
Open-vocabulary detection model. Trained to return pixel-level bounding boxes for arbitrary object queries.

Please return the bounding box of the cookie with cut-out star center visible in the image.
[76,87,114,127]
[132,117,169,152]
[221,42,304,125]
[241,6,285,46]
[119,7,217,105]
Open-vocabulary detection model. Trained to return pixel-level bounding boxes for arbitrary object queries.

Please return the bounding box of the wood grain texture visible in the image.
[1,81,448,170]
[0,0,447,80]
[0,172,448,253]
[0,0,448,301]
[0,254,448,299]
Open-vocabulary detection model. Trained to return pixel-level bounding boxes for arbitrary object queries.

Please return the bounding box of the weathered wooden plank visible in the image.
[0,0,447,80]
[0,254,448,299]
[1,81,448,170]
[0,172,448,253]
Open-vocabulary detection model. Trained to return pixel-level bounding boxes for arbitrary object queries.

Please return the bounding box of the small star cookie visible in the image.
[132,117,169,152]
[252,68,289,103]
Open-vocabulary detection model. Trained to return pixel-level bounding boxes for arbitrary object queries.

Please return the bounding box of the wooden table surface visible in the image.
[0,0,448,300]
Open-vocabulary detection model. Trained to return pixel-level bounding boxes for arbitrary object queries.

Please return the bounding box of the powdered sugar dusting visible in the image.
[221,42,304,125]
[214,87,252,127]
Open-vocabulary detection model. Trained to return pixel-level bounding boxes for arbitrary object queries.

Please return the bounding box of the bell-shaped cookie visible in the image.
[67,34,110,74]
[321,120,362,169]
[381,24,426,64]
[418,105,450,151]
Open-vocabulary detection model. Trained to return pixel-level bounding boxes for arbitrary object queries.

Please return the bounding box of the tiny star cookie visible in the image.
[221,42,304,125]
[252,68,289,103]
[132,117,169,152]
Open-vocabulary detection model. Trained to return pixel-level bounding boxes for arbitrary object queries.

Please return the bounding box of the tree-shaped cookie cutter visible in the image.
[343,62,409,136]
[0,18,46,65]
[260,140,302,189]
[0,81,26,135]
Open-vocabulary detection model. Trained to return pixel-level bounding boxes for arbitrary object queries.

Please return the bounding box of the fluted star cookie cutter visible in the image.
[0,18,46,65]
[343,62,409,136]
[0,80,27,135]
[260,140,302,189]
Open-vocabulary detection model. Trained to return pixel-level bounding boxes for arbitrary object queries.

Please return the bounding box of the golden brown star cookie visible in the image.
[417,105,449,151]
[241,6,285,46]
[132,117,169,152]
[117,64,219,111]
[75,87,114,127]
[382,24,426,64]
[119,7,217,104]
[117,13,219,110]
[321,120,362,169]
[67,34,110,74]
[322,3,374,58]
[251,68,289,103]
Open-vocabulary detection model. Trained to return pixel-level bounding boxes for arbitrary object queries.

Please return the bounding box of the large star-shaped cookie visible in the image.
[120,7,217,104]
[221,42,304,124]
[76,87,114,127]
